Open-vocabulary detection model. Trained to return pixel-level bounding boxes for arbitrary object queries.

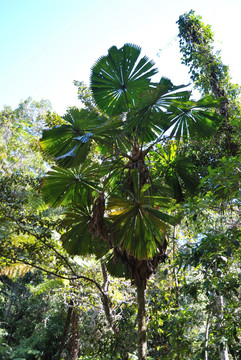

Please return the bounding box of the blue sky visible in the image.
[0,0,240,115]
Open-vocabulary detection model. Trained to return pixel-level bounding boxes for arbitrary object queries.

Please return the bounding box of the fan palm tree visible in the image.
[41,43,221,360]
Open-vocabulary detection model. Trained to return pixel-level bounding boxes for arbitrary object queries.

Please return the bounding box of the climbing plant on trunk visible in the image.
[177,10,241,155]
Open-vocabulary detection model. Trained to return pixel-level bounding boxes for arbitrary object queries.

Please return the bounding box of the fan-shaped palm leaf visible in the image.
[107,177,176,259]
[124,77,191,143]
[107,196,169,259]
[105,251,130,279]
[166,96,222,140]
[61,209,109,258]
[91,43,158,116]
[156,143,200,201]
[41,108,123,167]
[41,162,101,207]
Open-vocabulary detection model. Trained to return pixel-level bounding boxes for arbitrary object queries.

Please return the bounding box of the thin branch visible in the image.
[4,213,78,277]
[1,253,106,298]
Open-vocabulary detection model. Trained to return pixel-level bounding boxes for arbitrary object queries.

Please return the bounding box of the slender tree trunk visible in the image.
[172,226,181,360]
[57,299,73,360]
[204,310,211,360]
[172,227,179,308]
[5,295,12,319]
[100,261,128,359]
[217,295,229,360]
[136,279,147,360]
[67,308,80,360]
[100,261,119,334]
[220,347,229,360]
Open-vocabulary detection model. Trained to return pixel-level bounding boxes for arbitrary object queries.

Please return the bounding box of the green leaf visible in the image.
[107,191,172,259]
[167,95,222,140]
[41,108,123,167]
[91,43,158,116]
[62,209,109,257]
[105,251,130,278]
[124,78,190,142]
[41,163,101,207]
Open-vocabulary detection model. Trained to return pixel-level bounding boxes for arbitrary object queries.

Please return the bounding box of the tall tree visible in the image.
[177,10,241,155]
[41,43,221,359]
[177,14,241,359]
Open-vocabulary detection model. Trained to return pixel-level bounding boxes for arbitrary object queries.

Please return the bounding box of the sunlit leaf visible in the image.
[91,43,158,116]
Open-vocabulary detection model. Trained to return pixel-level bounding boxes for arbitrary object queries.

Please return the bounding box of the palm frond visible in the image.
[41,108,123,167]
[91,43,158,116]
[124,78,190,143]
[107,184,175,259]
[156,144,200,200]
[41,163,101,207]
[61,209,109,258]
[166,96,223,140]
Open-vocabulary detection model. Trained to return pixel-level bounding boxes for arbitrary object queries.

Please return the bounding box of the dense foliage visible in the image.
[0,12,240,360]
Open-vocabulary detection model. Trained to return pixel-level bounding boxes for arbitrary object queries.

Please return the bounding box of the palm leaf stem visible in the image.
[103,172,129,201]
[103,168,124,189]
[123,89,130,111]
[139,132,175,158]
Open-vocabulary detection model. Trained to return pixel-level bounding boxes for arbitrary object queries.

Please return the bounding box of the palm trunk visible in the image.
[136,279,147,360]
